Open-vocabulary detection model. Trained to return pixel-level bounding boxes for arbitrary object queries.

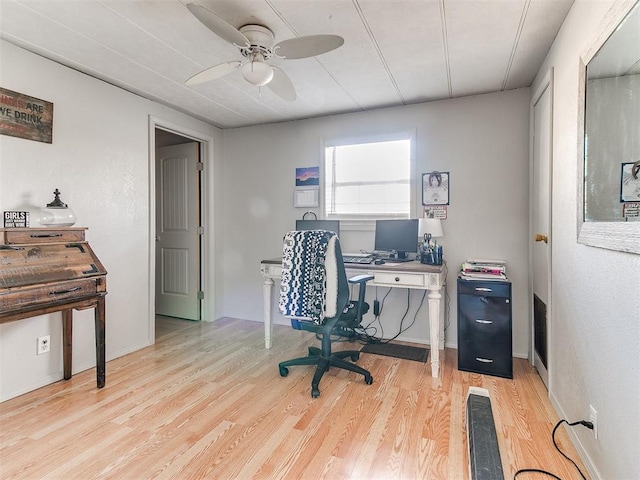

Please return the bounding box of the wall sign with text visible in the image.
[0,88,53,143]
[3,211,30,228]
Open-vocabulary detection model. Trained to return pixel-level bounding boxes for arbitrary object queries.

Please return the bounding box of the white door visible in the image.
[155,142,201,320]
[531,72,553,388]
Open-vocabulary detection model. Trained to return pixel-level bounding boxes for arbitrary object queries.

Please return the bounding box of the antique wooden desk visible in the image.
[261,258,447,378]
[0,227,107,388]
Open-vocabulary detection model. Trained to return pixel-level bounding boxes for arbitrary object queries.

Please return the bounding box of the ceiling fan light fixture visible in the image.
[241,55,274,86]
[186,5,342,100]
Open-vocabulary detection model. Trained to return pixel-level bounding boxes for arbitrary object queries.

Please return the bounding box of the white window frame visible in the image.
[320,130,417,230]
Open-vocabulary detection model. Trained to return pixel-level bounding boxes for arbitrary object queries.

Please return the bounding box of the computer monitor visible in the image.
[374,219,419,260]
[295,219,340,237]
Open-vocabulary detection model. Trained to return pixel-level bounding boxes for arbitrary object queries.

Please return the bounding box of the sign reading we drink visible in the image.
[0,88,53,143]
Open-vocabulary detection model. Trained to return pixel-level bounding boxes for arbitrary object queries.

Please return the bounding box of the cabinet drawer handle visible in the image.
[475,319,493,324]
[0,245,24,250]
[30,233,63,238]
[475,287,492,292]
[475,357,494,363]
[395,277,400,282]
[50,286,83,295]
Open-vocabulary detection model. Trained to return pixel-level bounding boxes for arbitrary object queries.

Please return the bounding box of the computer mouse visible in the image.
[374,259,385,265]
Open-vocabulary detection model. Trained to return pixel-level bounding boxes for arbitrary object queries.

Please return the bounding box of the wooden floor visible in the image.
[0,317,588,480]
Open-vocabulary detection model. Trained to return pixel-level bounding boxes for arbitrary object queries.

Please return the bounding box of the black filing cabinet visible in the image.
[457,278,512,378]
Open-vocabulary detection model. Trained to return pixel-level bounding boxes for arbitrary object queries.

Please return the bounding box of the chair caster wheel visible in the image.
[351,352,360,362]
[279,366,289,377]
[365,374,373,385]
[311,387,320,398]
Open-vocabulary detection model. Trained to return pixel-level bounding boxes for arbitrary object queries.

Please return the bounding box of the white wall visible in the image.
[220,88,530,353]
[530,1,640,478]
[0,40,222,401]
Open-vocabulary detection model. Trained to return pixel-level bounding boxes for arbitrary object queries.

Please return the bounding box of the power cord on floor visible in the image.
[514,419,593,480]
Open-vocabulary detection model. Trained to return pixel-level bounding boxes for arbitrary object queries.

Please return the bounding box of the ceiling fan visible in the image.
[185,3,344,101]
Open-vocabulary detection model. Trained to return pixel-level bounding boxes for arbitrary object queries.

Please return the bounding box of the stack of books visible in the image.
[460,259,508,281]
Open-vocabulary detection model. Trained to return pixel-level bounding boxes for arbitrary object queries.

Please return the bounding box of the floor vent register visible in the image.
[466,387,504,480]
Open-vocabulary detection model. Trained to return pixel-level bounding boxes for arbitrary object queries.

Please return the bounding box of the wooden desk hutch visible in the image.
[0,227,107,388]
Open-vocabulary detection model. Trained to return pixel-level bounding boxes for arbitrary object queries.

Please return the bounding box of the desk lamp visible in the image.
[418,217,443,246]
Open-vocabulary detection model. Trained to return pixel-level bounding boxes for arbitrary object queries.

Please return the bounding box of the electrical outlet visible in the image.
[37,335,51,355]
[589,404,598,439]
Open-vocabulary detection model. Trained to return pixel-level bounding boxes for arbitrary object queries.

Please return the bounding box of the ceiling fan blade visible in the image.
[267,67,296,101]
[186,3,249,47]
[185,61,242,85]
[275,35,344,59]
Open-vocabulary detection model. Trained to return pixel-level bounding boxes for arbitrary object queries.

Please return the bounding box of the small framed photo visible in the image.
[295,167,319,187]
[621,162,640,202]
[422,171,449,206]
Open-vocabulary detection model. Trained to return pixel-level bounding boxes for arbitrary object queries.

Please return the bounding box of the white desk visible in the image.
[260,258,447,378]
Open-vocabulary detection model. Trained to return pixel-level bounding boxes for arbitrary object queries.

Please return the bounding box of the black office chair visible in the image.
[278,230,374,398]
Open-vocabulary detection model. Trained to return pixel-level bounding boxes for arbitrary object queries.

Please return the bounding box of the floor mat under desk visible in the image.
[360,342,429,363]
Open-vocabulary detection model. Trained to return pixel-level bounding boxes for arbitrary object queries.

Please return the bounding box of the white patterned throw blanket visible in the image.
[279,230,338,324]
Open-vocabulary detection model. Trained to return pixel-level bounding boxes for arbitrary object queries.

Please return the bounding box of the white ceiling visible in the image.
[0,0,574,129]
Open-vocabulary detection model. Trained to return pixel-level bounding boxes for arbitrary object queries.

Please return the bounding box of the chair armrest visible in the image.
[348,274,374,284]
[347,274,373,322]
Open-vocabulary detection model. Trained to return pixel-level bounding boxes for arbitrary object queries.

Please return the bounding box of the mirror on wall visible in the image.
[578,0,640,253]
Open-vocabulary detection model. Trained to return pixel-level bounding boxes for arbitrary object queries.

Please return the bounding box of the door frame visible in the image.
[529,68,553,389]
[148,115,216,342]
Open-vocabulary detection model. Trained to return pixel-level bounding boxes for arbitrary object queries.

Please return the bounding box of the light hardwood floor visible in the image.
[0,317,588,479]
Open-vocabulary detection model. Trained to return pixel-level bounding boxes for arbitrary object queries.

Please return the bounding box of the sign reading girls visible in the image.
[0,88,53,143]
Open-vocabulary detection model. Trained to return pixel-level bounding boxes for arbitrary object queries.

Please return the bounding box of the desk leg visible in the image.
[62,309,72,380]
[95,298,106,388]
[428,287,442,378]
[263,276,274,349]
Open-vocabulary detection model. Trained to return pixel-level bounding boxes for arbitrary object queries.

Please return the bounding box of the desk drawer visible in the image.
[1,228,85,245]
[372,272,425,288]
[261,264,282,278]
[0,278,101,311]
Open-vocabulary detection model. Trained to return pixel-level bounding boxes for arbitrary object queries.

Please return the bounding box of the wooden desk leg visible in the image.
[62,309,73,380]
[263,276,274,349]
[428,287,442,378]
[94,297,106,388]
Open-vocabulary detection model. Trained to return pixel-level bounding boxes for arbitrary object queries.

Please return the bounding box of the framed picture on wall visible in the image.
[295,167,319,187]
[621,162,640,202]
[422,171,449,205]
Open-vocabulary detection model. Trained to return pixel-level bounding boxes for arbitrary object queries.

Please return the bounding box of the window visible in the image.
[324,134,413,220]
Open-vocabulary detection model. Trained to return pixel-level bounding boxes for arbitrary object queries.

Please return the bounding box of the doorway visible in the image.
[155,129,203,321]
[530,70,553,389]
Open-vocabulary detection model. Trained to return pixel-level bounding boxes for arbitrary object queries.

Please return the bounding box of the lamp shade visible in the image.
[419,217,443,238]
[241,55,274,86]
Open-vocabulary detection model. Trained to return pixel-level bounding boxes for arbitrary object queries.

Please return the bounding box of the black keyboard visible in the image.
[343,256,374,264]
